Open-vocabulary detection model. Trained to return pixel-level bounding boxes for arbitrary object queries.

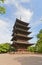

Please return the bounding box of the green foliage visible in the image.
[0,0,6,14]
[27,46,35,52]
[0,43,15,53]
[0,43,10,53]
[37,29,42,39]
[35,29,42,53]
[0,6,6,14]
[10,46,16,52]
[0,0,4,3]
[27,29,42,53]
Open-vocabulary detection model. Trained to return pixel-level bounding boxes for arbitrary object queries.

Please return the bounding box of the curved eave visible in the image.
[15,34,32,38]
[15,22,30,29]
[16,18,29,26]
[12,33,15,36]
[15,35,33,40]
[16,27,30,32]
[11,38,13,41]
[13,41,34,45]
[12,27,31,33]
[15,28,31,34]
[12,33,14,36]
[13,27,30,32]
[11,37,16,41]
[14,41,28,44]
[11,35,33,41]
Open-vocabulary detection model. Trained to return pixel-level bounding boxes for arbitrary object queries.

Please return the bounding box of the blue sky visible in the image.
[0,0,42,43]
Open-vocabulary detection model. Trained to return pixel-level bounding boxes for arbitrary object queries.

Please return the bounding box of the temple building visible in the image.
[11,18,33,51]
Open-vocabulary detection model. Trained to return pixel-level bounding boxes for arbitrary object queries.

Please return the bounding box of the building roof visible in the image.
[14,33,32,38]
[13,22,30,30]
[12,27,30,33]
[11,18,33,45]
[15,27,31,34]
[13,41,34,45]
[11,35,33,41]
[16,18,29,26]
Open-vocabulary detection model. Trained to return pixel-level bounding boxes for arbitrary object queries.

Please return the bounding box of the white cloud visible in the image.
[4,0,30,4]
[0,19,8,28]
[15,8,33,22]
[30,18,42,36]
[13,0,33,22]
[4,0,33,22]
[28,17,42,43]
[30,19,42,29]
[0,19,11,43]
[0,0,33,43]
[20,0,30,3]
[1,0,42,44]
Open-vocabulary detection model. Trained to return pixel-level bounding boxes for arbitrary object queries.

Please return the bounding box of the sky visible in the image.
[0,0,42,44]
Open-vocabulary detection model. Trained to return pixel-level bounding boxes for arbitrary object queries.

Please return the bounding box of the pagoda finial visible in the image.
[20,16,21,20]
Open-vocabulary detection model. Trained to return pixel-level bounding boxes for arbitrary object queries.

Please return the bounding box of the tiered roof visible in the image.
[11,18,33,45]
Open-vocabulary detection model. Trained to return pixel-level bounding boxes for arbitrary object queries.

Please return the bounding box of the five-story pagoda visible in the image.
[11,18,33,51]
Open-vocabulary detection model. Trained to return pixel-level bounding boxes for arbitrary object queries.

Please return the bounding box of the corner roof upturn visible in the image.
[16,18,29,26]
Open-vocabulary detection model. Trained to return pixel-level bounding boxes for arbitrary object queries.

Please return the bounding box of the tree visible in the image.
[0,43,11,53]
[0,0,4,3]
[35,29,42,53]
[27,46,35,52]
[0,43,15,53]
[0,0,6,14]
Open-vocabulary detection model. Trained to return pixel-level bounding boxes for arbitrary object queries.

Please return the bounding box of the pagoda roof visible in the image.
[11,34,33,41]
[15,27,31,34]
[16,18,29,26]
[13,41,34,45]
[11,18,33,44]
[14,33,31,38]
[15,22,30,30]
[15,34,32,39]
[13,27,26,32]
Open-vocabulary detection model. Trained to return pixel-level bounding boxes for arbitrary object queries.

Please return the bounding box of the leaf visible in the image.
[0,6,6,14]
[0,0,4,3]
